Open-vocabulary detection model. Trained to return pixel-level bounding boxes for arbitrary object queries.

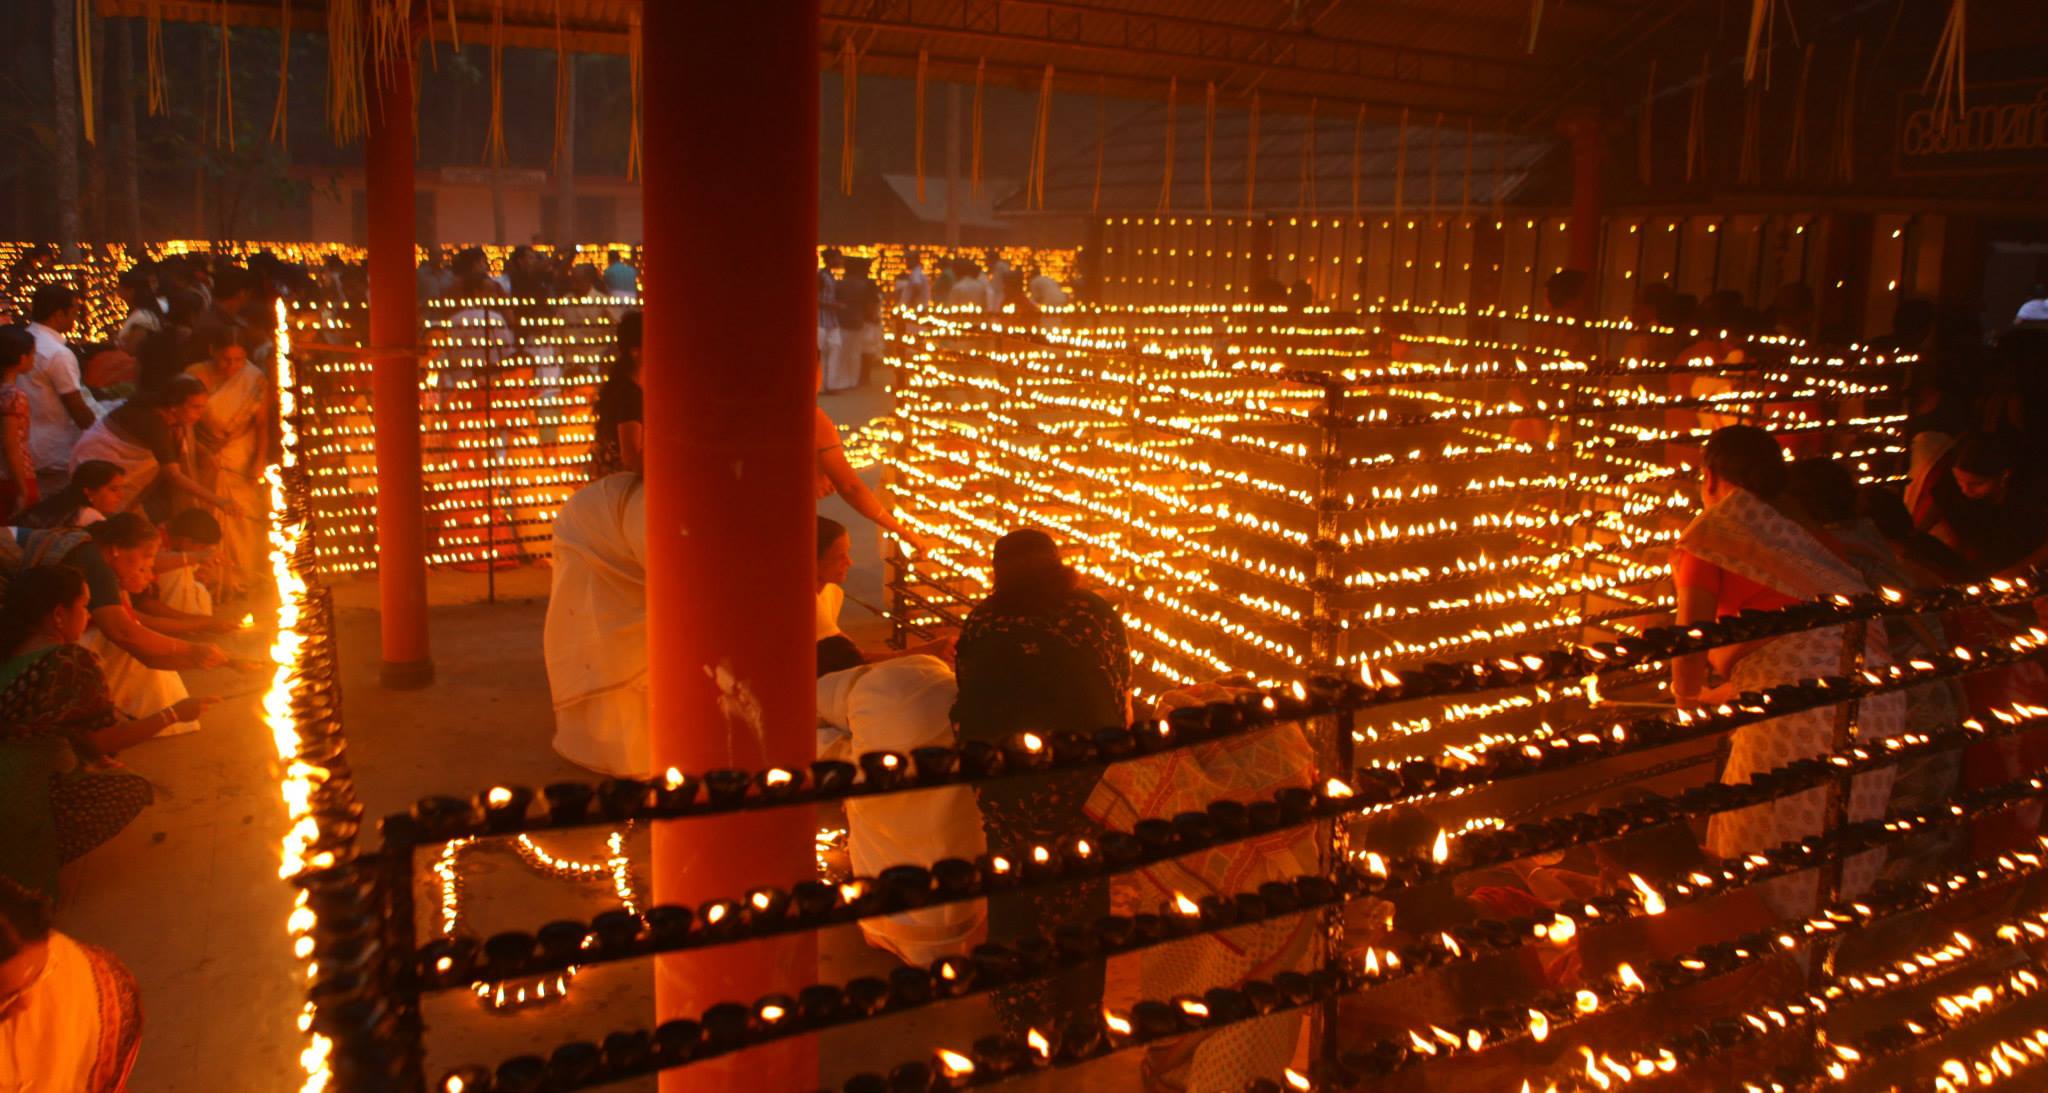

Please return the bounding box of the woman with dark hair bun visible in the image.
[952,528,1128,1039]
[15,461,127,530]
[1672,426,1904,921]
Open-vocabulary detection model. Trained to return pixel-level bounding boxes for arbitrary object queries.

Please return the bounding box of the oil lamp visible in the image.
[541,782,595,824]
[477,785,533,832]
[546,1041,601,1086]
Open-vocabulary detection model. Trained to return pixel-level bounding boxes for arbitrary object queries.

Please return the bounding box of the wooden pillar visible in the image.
[642,3,820,1090]
[364,48,432,688]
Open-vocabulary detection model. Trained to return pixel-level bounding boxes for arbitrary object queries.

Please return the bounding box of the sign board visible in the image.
[1895,78,2048,176]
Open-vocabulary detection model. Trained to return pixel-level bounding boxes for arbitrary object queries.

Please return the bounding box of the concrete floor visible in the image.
[50,375,1136,1092]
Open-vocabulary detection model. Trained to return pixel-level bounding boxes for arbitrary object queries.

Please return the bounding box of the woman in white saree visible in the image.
[544,473,651,778]
[185,330,269,599]
[817,655,987,965]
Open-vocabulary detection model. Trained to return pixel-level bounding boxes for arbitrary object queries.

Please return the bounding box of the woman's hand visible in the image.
[171,695,221,723]
[190,643,231,669]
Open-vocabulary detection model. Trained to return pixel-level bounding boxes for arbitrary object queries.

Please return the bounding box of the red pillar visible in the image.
[1560,110,1606,279]
[642,3,820,1090]
[364,57,432,688]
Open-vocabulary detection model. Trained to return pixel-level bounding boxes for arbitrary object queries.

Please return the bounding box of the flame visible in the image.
[1180,999,1210,1018]
[936,1049,976,1078]
[758,1003,786,1022]
[1031,845,1052,864]
[486,786,513,807]
[1021,731,1045,752]
[664,767,686,790]
[837,882,865,904]
[1617,963,1646,991]
[1027,1028,1051,1058]
[1630,873,1667,914]
[1324,777,1355,799]
[749,891,773,911]
[1528,1009,1550,1041]
[1174,892,1202,916]
[764,768,793,787]
[1366,851,1388,878]
[1432,829,1450,864]
[1284,1069,1312,1091]
[1104,1009,1133,1035]
[1574,989,1600,1014]
[1073,839,1092,858]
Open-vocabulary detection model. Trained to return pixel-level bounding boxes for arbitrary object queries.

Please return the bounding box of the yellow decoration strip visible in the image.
[1833,39,1859,183]
[484,0,507,166]
[1158,77,1178,212]
[145,0,168,116]
[1392,106,1408,222]
[913,49,928,204]
[839,36,858,196]
[970,58,985,197]
[217,1,237,150]
[269,0,291,147]
[77,0,96,144]
[551,0,568,173]
[1784,43,1813,180]
[625,9,641,181]
[1350,104,1365,220]
[1300,97,1317,213]
[1923,0,1967,130]
[1091,80,1105,212]
[1245,91,1260,216]
[1203,82,1217,213]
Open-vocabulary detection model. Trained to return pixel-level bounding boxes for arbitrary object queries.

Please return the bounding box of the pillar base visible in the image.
[380,659,435,690]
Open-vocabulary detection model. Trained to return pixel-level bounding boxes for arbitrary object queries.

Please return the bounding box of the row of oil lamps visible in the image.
[417,774,2048,1093]
[378,578,2042,851]
[410,695,2048,1003]
[324,617,2047,1090]
[399,672,2048,1026]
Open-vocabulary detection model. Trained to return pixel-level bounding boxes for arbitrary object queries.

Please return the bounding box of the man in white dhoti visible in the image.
[816,656,986,965]
[543,473,651,778]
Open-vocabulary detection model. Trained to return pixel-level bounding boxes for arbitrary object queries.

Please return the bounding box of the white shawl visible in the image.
[544,473,650,776]
[818,656,988,965]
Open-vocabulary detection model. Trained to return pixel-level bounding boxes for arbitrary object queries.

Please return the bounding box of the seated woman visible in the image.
[0,566,213,898]
[71,515,233,737]
[816,516,951,676]
[1912,429,2048,579]
[816,655,986,965]
[69,376,238,520]
[184,327,269,600]
[953,528,1129,1039]
[1673,426,1904,920]
[13,461,127,530]
[0,875,144,1091]
[544,472,651,778]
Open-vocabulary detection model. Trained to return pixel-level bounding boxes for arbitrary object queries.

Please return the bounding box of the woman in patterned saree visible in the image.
[0,566,212,899]
[1087,680,1319,1093]
[1673,427,1905,920]
[953,528,1129,1040]
[0,875,143,1092]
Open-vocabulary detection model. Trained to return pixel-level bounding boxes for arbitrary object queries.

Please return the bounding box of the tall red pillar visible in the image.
[642,3,820,1090]
[364,51,432,688]
[1560,110,1606,279]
